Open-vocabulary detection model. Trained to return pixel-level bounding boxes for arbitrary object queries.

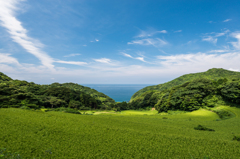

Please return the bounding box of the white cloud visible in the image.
[94,58,111,64]
[64,53,81,57]
[158,30,167,34]
[122,53,133,58]
[223,19,232,22]
[0,53,21,65]
[230,32,240,50]
[174,30,182,33]
[135,57,145,62]
[202,30,229,44]
[157,52,240,71]
[202,36,218,44]
[136,30,167,38]
[83,44,87,46]
[90,39,99,42]
[128,38,167,47]
[121,52,146,62]
[0,0,55,70]
[55,60,87,66]
[215,30,230,37]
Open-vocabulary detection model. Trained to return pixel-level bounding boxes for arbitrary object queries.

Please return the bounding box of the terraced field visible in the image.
[1,107,240,158]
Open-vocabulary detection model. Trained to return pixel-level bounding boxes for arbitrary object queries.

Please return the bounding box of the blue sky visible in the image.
[0,0,240,84]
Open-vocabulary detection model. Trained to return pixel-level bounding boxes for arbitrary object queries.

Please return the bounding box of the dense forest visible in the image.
[0,72,116,110]
[129,68,240,112]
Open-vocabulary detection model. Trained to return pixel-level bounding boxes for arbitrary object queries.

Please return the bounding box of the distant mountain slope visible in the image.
[47,82,115,104]
[0,72,115,109]
[131,68,240,101]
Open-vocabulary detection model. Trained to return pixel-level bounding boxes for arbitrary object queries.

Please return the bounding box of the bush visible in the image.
[26,104,39,109]
[194,125,215,131]
[233,135,240,141]
[212,109,233,119]
[64,108,81,114]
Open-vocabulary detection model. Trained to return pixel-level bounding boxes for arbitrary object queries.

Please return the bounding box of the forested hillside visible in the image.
[0,72,115,110]
[129,68,240,112]
[131,68,240,101]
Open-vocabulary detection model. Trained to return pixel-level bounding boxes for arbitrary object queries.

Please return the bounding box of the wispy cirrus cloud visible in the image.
[55,60,87,66]
[202,29,230,44]
[128,38,167,47]
[136,29,167,38]
[94,58,111,64]
[121,52,146,62]
[223,19,232,22]
[0,0,55,70]
[135,57,145,62]
[202,36,218,44]
[122,53,133,58]
[64,53,81,57]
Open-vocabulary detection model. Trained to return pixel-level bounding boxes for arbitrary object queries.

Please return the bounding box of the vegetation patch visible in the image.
[233,135,240,141]
[194,125,215,131]
[211,108,235,119]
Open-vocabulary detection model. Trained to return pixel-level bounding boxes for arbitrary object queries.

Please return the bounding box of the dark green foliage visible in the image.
[131,68,240,101]
[0,72,12,81]
[194,125,215,131]
[130,69,240,112]
[0,72,115,110]
[63,108,81,114]
[212,109,234,119]
[233,135,240,141]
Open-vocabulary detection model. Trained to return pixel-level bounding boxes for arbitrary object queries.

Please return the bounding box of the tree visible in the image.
[68,100,82,109]
[47,96,66,108]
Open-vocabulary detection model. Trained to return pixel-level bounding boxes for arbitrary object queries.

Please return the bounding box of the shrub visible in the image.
[194,125,215,131]
[233,135,240,141]
[64,108,81,114]
[212,109,233,119]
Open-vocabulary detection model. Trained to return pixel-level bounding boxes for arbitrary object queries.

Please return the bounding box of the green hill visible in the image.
[131,68,240,101]
[0,72,115,110]
[129,68,240,112]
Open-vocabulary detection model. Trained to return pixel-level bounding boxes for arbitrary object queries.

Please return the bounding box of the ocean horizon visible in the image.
[82,84,152,102]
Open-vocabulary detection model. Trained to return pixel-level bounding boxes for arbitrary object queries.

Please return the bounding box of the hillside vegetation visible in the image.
[131,68,240,100]
[129,68,240,112]
[0,72,115,110]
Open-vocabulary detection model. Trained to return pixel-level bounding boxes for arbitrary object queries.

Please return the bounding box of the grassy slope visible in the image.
[1,107,240,158]
[131,68,240,101]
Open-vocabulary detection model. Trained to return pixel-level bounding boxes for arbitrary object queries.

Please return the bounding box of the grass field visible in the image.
[1,107,240,158]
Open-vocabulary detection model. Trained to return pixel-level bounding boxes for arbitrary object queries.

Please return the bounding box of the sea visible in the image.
[82,84,152,102]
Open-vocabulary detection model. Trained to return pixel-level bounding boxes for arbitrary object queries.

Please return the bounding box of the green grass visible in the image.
[1,107,240,158]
